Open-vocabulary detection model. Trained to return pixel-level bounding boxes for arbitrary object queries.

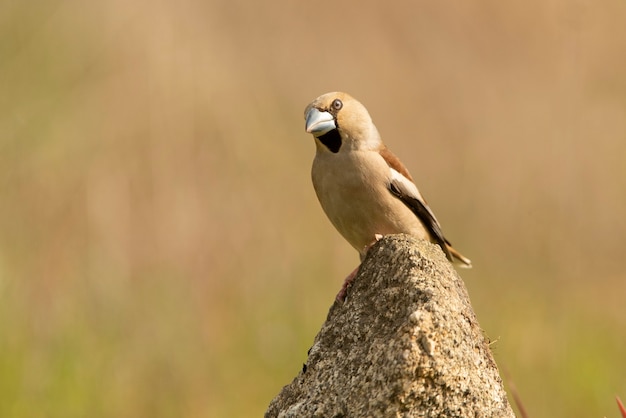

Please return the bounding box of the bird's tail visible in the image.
[446,245,472,268]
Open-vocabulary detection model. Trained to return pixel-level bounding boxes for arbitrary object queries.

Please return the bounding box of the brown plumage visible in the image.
[304,92,471,268]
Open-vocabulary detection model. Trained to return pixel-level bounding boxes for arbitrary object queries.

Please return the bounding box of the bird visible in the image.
[303,92,471,301]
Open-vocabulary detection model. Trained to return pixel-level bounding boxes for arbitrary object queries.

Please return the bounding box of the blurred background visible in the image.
[1,0,625,416]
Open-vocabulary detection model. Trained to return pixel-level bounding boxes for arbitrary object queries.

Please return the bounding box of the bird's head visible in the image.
[304,92,381,153]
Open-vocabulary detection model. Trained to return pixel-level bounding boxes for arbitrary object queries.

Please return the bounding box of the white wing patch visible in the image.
[389,167,441,226]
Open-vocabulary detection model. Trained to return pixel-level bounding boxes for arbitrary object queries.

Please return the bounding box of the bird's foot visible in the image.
[336,265,359,302]
[361,234,383,256]
[338,235,384,302]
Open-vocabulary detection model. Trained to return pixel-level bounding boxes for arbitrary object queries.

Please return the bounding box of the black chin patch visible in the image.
[317,129,342,153]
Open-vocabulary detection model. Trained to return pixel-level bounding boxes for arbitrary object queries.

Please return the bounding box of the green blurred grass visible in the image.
[1,0,626,416]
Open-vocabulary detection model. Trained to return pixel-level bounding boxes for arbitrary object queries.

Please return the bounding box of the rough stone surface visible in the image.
[266,234,515,418]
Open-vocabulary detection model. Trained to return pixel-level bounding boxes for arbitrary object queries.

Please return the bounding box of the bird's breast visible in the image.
[311,151,429,255]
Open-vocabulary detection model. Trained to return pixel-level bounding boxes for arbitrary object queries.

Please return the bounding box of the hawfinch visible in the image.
[304,92,471,300]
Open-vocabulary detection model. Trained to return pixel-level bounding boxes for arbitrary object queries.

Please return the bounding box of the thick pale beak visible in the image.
[305,108,336,136]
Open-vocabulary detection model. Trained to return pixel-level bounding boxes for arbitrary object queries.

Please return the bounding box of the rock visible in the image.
[266,234,515,418]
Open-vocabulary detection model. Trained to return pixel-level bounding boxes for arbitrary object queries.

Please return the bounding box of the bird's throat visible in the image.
[317,129,342,153]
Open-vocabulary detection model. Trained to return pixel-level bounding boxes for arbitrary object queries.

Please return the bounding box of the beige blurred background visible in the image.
[1,0,625,416]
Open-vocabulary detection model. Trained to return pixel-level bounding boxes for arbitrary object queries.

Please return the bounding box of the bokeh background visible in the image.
[1,0,625,416]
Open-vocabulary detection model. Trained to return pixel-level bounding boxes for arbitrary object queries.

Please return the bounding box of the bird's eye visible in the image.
[331,99,343,111]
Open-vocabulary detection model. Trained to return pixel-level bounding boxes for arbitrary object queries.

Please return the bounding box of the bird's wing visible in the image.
[379,147,453,261]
